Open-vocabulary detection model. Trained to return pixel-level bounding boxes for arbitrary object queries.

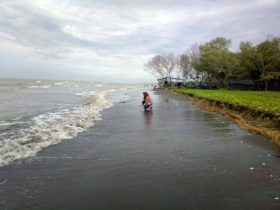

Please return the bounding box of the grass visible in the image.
[173,88,280,115]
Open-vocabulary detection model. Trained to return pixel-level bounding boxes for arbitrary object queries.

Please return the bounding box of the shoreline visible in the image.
[171,89,280,147]
[1,90,280,209]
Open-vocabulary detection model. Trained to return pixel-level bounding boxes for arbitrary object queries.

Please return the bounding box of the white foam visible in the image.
[0,92,112,167]
[0,121,15,127]
[94,84,103,87]
[106,89,116,93]
[0,179,7,185]
[119,87,129,90]
[0,121,24,127]
[29,85,51,89]
[54,82,64,85]
[74,91,96,97]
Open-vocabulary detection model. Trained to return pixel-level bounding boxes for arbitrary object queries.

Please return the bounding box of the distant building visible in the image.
[198,84,217,90]
[157,77,184,88]
[229,80,254,90]
[255,79,280,91]
[229,79,280,91]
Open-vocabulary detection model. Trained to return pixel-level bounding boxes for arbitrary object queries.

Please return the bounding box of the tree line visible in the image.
[144,36,280,90]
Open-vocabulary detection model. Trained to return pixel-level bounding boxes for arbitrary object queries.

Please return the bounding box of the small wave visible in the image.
[0,179,7,185]
[0,92,112,167]
[65,84,79,88]
[54,82,64,85]
[119,87,129,91]
[29,85,52,89]
[106,89,116,93]
[94,84,103,87]
[118,94,132,103]
[74,91,96,97]
[35,81,42,83]
[0,121,24,127]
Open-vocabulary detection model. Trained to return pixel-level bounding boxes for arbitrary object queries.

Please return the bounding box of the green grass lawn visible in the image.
[173,88,280,115]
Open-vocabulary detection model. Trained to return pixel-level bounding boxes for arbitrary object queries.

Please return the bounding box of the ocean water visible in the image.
[0,79,137,167]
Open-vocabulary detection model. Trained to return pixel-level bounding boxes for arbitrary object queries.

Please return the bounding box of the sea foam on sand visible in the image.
[0,91,112,167]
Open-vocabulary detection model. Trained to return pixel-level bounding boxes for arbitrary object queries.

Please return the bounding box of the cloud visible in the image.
[0,0,279,82]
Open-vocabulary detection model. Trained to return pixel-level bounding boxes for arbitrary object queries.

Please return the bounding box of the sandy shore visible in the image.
[1,90,280,210]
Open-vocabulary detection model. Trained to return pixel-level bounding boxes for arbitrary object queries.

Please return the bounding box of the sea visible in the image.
[0,78,138,167]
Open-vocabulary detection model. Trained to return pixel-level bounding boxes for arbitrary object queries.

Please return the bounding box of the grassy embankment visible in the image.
[172,88,280,145]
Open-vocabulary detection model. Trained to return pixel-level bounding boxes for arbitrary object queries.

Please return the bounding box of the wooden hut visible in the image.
[157,77,184,88]
[229,80,254,90]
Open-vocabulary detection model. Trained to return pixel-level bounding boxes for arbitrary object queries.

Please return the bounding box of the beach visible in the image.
[1,89,280,210]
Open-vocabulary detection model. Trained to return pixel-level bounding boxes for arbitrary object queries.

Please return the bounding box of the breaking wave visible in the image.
[54,82,64,85]
[0,91,112,167]
[94,84,103,87]
[29,85,52,89]
[74,91,96,97]
[0,121,24,127]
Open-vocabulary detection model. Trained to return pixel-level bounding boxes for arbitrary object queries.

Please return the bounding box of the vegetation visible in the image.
[173,88,280,115]
[145,36,280,90]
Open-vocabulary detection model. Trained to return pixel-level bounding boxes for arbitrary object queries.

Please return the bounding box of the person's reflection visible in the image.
[143,110,153,125]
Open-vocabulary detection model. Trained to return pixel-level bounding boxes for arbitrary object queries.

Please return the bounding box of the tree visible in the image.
[144,55,165,79]
[238,41,259,80]
[187,43,205,87]
[255,37,280,90]
[238,37,280,90]
[161,53,177,78]
[194,37,239,88]
[178,53,191,79]
[144,36,280,90]
[218,51,240,87]
[144,54,177,79]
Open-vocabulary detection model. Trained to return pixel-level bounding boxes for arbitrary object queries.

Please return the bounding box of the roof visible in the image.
[157,77,184,81]
[229,80,254,85]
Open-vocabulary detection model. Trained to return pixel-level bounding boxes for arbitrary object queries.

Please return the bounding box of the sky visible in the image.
[0,0,279,83]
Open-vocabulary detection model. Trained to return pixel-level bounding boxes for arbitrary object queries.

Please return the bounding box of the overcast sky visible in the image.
[0,0,279,82]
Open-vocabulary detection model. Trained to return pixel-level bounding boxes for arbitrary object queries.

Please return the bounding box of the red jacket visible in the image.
[145,96,152,105]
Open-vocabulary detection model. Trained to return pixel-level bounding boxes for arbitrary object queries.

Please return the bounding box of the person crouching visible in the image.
[142,92,153,110]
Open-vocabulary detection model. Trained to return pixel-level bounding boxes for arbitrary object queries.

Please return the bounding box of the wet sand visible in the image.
[1,90,280,210]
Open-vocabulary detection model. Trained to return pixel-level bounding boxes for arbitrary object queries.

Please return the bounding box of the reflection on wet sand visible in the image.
[143,110,153,125]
